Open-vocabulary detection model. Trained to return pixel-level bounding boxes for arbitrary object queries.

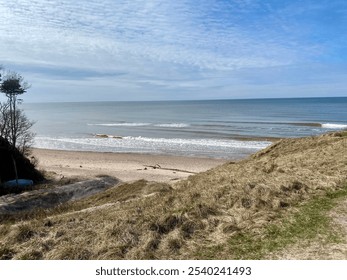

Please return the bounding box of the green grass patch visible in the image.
[226,184,347,259]
[193,184,347,260]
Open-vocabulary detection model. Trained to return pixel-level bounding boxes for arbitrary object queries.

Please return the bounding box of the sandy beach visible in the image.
[32,148,227,183]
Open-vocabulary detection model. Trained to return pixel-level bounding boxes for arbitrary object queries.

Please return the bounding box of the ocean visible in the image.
[23,97,347,159]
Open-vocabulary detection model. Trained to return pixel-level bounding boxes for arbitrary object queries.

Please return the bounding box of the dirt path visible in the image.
[0,177,119,214]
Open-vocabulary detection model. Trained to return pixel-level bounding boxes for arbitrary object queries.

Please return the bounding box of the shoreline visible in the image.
[32,135,272,160]
[32,148,228,183]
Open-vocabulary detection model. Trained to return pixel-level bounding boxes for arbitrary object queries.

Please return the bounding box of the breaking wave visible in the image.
[33,136,271,159]
[154,123,190,128]
[88,122,151,127]
[88,122,190,128]
[321,123,347,129]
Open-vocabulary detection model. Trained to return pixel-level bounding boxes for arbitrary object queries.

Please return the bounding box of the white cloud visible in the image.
[0,0,346,101]
[0,0,302,70]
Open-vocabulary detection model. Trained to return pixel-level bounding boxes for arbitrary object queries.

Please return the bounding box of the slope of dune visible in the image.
[0,131,346,260]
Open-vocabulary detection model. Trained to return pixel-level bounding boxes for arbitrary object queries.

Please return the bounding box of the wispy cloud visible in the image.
[0,0,346,101]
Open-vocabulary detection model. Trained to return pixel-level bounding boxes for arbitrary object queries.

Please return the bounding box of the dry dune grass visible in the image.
[0,131,346,260]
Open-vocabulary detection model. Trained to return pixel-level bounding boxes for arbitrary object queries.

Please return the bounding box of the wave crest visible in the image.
[154,123,190,128]
[88,122,151,127]
[321,123,347,129]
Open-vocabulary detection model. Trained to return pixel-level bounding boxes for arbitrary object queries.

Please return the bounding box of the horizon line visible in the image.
[22,95,347,104]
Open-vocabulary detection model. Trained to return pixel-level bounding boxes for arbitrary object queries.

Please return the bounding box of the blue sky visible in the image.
[0,0,346,102]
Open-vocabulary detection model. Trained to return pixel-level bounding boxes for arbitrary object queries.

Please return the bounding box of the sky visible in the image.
[0,0,347,102]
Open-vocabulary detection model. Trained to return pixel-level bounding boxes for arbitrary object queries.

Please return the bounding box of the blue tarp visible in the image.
[3,179,34,188]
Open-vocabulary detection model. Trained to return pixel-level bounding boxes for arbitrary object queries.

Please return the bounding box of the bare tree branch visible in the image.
[0,70,34,155]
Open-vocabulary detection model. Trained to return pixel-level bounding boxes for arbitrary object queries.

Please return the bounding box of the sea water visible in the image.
[23,97,347,159]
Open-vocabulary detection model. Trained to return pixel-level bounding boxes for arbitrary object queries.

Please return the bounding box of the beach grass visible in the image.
[0,131,346,260]
[216,184,347,259]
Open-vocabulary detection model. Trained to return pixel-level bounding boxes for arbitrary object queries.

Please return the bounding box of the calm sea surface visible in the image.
[23,97,347,159]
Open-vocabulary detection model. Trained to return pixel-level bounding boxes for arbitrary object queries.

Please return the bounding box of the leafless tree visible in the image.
[0,101,11,139]
[0,70,34,155]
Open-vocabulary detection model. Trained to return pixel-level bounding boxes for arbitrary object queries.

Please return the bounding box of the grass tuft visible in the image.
[149,215,182,235]
[167,237,183,253]
[0,246,16,260]
[13,224,36,243]
[19,250,43,260]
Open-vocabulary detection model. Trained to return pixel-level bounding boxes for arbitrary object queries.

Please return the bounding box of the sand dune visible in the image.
[0,131,346,260]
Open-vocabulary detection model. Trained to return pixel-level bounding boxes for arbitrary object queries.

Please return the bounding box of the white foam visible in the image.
[33,136,271,158]
[321,123,347,129]
[88,122,151,127]
[154,123,190,128]
[123,136,269,149]
[89,122,190,128]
